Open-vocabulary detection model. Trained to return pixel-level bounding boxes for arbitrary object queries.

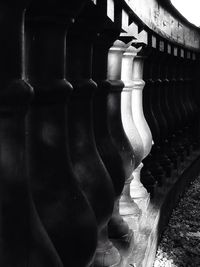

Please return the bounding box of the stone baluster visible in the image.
[161,44,179,172]
[0,1,69,266]
[142,48,161,196]
[66,4,122,266]
[92,31,133,244]
[0,2,34,266]
[130,44,153,210]
[181,51,193,153]
[177,49,192,157]
[158,43,177,179]
[186,53,199,149]
[168,47,186,168]
[104,40,138,230]
[154,47,173,180]
[173,48,189,166]
[120,43,152,212]
[25,2,98,267]
[143,46,167,190]
[165,47,183,171]
[183,51,195,139]
[120,42,143,223]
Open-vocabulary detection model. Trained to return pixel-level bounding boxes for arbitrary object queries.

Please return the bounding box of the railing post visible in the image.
[161,43,179,174]
[0,2,34,266]
[129,44,152,211]
[66,3,122,266]
[142,44,163,195]
[120,42,143,224]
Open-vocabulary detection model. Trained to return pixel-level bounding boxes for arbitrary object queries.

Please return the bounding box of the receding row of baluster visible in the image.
[1,1,199,266]
[142,42,199,196]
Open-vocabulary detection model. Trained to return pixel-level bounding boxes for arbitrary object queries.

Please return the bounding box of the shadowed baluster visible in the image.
[169,47,187,167]
[66,4,121,266]
[92,31,133,244]
[25,2,98,266]
[0,3,33,266]
[160,44,179,172]
[185,53,199,149]
[151,47,173,181]
[164,47,184,170]
[182,51,195,150]
[0,1,69,266]
[176,49,192,158]
[142,47,164,194]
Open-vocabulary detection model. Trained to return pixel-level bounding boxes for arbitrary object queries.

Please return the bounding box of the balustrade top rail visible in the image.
[91,0,200,51]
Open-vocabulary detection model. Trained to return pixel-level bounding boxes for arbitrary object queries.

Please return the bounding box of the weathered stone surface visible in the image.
[123,0,200,50]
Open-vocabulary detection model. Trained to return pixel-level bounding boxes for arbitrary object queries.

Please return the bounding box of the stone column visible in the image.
[120,44,145,217]
[129,45,152,211]
[141,47,162,196]
[161,44,179,173]
[67,6,121,266]
[0,2,33,266]
[106,40,137,229]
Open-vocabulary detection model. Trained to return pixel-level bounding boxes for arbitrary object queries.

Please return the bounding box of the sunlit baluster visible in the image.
[106,40,136,227]
[25,2,98,266]
[129,44,152,211]
[120,43,143,222]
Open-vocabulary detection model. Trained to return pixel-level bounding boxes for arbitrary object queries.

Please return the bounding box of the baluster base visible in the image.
[130,164,150,213]
[119,175,142,231]
[94,226,121,267]
[108,199,132,241]
[141,167,157,199]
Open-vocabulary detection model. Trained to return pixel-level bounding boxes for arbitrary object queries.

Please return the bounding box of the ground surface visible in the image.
[154,175,200,267]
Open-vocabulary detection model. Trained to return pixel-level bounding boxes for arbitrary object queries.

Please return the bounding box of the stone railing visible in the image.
[1,0,200,266]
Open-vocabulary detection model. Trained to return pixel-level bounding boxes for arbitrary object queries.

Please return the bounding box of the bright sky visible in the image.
[171,0,200,27]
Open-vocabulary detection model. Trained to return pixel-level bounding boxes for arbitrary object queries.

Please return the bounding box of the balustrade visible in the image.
[0,0,200,266]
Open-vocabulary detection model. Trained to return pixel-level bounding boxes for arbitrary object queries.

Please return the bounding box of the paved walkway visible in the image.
[153,175,200,267]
